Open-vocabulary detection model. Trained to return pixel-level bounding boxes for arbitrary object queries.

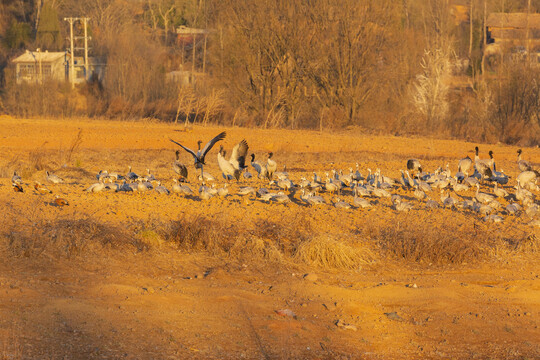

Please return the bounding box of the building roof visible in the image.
[12,50,66,63]
[176,26,211,35]
[487,13,540,29]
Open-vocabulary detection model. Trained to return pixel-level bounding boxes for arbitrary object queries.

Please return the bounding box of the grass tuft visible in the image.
[295,236,375,270]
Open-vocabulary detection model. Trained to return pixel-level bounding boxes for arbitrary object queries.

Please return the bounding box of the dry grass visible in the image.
[364,212,537,265]
[166,215,234,254]
[4,217,141,258]
[1,206,537,268]
[295,236,375,270]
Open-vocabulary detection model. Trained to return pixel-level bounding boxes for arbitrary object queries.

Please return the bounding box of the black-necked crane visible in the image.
[170,131,226,182]
[516,149,532,172]
[173,150,188,180]
[217,139,249,181]
[266,152,277,180]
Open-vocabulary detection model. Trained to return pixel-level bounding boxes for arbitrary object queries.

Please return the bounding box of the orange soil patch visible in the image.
[0,116,539,359]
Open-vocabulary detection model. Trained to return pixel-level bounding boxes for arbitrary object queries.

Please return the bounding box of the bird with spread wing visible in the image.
[169,131,226,182]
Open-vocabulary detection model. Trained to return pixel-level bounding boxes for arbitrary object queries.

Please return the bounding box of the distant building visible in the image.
[12,49,105,85]
[12,50,67,84]
[485,12,540,63]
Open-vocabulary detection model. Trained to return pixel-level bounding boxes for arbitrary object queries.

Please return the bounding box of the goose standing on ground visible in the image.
[173,150,188,180]
[170,131,226,182]
[217,139,249,181]
[266,152,277,180]
[46,171,64,184]
[516,149,532,172]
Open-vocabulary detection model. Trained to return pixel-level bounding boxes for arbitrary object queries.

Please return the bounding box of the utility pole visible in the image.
[65,17,75,89]
[64,17,91,89]
[526,0,531,63]
[83,17,89,78]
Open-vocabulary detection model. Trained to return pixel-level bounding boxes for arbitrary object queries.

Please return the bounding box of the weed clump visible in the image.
[295,236,375,270]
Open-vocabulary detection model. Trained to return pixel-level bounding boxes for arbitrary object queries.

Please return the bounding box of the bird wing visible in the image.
[230,139,249,170]
[217,150,235,176]
[199,131,227,162]
[170,138,197,159]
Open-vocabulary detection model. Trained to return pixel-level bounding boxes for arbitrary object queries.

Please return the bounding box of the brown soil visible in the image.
[0,115,539,359]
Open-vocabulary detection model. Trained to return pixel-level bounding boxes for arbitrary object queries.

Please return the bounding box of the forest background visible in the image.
[1,0,539,145]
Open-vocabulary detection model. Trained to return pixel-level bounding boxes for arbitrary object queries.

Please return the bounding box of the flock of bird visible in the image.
[8,132,540,226]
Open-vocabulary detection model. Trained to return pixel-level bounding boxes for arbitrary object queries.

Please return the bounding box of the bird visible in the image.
[413,185,427,201]
[301,190,325,206]
[334,198,351,209]
[407,159,422,174]
[127,166,139,181]
[96,170,109,182]
[154,181,170,195]
[516,171,537,188]
[353,188,372,208]
[475,183,495,204]
[393,197,413,212]
[144,169,156,182]
[425,199,439,209]
[173,150,189,180]
[272,192,291,204]
[198,185,213,200]
[34,182,52,194]
[171,179,183,194]
[172,179,193,196]
[85,180,106,193]
[198,172,216,182]
[484,214,503,223]
[474,147,494,179]
[457,155,473,178]
[117,181,133,192]
[217,184,229,197]
[53,195,69,206]
[12,182,23,192]
[238,186,256,197]
[46,171,64,184]
[170,131,226,182]
[217,139,249,181]
[493,183,509,198]
[11,171,22,184]
[266,152,277,180]
[250,153,265,179]
[516,149,532,172]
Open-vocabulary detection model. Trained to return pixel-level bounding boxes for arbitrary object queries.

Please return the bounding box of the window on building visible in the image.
[19,64,36,76]
[42,64,52,77]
